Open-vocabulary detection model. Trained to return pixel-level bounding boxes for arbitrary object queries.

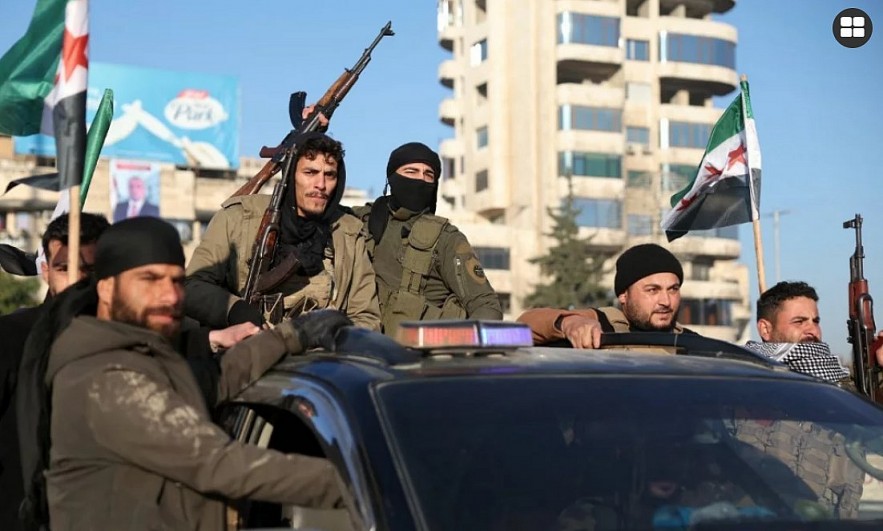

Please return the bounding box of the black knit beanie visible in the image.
[95,217,185,280]
[614,243,683,295]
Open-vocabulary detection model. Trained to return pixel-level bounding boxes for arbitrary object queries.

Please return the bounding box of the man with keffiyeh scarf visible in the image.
[745,281,883,390]
[184,132,380,331]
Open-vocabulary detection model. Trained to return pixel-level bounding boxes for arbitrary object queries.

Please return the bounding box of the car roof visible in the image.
[264,326,816,388]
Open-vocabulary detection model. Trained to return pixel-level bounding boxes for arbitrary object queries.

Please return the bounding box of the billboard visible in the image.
[15,62,240,169]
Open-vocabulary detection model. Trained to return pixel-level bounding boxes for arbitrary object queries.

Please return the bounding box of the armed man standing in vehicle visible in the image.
[518,243,696,347]
[185,132,380,330]
[30,217,349,530]
[745,280,883,389]
[353,142,502,336]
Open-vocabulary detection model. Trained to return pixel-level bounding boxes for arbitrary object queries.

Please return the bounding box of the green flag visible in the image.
[81,88,113,206]
[0,0,66,136]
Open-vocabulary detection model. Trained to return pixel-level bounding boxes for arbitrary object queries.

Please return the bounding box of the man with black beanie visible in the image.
[24,217,351,530]
[518,243,695,348]
[352,141,502,336]
[185,132,380,330]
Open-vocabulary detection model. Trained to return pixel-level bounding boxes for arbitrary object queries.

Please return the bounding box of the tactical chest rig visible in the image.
[370,214,466,335]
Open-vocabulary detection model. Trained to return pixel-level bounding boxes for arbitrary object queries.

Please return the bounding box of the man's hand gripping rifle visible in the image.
[235,22,394,321]
[844,214,883,401]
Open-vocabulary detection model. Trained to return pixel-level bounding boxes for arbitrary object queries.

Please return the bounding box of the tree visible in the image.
[523,179,613,310]
[0,273,40,314]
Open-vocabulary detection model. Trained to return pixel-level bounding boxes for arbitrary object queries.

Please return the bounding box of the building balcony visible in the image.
[658,62,738,97]
[556,43,623,84]
[681,279,743,301]
[556,83,624,108]
[669,232,741,260]
[659,0,736,17]
[438,59,460,89]
[439,97,461,127]
[437,16,462,52]
[557,129,624,156]
[659,103,725,125]
[581,227,628,251]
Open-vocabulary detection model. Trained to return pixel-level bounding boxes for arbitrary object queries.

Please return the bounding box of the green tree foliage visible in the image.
[0,273,40,314]
[524,184,613,310]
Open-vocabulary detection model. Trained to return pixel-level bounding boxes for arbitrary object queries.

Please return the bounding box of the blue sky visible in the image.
[2,0,882,356]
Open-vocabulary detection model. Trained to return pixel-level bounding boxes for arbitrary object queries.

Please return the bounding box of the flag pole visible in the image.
[741,73,766,295]
[753,218,767,294]
[67,185,80,285]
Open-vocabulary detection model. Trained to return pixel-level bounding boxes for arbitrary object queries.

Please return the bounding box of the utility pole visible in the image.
[764,209,791,283]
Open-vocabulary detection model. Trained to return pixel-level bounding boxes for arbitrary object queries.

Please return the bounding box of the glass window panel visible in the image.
[557,13,620,47]
[475,169,488,192]
[626,39,649,60]
[476,126,488,148]
[661,33,735,68]
[626,126,650,146]
[475,247,510,270]
[572,198,622,228]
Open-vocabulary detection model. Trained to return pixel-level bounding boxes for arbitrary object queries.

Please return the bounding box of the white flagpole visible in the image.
[741,74,766,295]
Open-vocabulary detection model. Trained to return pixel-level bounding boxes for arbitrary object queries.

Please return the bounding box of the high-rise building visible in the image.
[434,0,750,340]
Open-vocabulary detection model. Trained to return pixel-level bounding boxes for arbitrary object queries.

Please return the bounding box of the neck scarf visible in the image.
[744,340,850,382]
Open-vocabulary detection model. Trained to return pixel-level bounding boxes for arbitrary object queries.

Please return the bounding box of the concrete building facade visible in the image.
[434,0,750,340]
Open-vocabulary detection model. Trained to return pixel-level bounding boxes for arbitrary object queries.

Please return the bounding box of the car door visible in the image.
[217,372,378,531]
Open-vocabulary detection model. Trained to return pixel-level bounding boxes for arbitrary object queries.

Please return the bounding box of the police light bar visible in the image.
[396,320,534,350]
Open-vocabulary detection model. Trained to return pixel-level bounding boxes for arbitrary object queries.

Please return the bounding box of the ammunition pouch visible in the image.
[379,215,466,336]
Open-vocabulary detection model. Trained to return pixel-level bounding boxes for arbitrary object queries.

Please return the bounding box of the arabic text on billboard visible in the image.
[14,63,240,170]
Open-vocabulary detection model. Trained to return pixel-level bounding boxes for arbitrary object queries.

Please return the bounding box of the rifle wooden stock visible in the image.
[230,159,280,199]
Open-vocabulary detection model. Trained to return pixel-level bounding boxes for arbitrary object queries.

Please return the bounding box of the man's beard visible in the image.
[110,285,182,339]
[623,303,678,332]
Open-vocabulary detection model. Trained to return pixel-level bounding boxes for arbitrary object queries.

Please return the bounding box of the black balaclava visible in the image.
[278,132,346,276]
[369,142,441,243]
[386,141,441,213]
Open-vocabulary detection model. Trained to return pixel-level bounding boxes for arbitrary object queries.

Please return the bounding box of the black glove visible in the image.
[292,309,353,351]
[227,300,263,327]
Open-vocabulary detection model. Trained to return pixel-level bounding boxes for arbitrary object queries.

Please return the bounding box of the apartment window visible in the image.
[475,247,510,270]
[692,225,740,240]
[559,152,621,179]
[626,82,651,103]
[476,82,488,105]
[558,105,622,132]
[437,0,464,30]
[626,126,650,147]
[557,12,620,47]
[692,261,711,281]
[659,32,736,68]
[679,298,733,327]
[627,214,653,236]
[668,121,712,149]
[626,39,649,60]
[476,126,488,148]
[470,38,488,66]
[660,163,695,192]
[476,169,488,192]
[168,219,193,243]
[572,198,622,229]
[442,157,456,180]
[627,170,651,187]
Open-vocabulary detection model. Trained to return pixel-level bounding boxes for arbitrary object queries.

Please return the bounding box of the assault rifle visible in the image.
[237,21,394,315]
[844,214,883,401]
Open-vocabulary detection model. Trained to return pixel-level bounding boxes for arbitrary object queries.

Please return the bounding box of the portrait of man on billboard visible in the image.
[111,160,161,223]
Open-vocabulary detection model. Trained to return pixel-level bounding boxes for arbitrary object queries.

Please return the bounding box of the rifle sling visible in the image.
[254,252,301,295]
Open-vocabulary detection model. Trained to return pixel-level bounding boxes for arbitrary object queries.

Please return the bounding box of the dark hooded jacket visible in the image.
[185,135,380,330]
[44,316,341,530]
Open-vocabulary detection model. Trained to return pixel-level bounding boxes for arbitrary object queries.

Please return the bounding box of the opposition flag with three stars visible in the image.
[661,79,762,242]
[0,0,88,191]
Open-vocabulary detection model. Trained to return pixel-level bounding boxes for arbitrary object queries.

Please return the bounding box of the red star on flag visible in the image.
[725,144,747,170]
[61,29,88,82]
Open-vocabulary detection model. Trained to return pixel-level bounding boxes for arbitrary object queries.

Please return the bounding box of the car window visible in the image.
[218,403,354,531]
[375,375,883,530]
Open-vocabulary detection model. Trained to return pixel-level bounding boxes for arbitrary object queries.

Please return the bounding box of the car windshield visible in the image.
[375,375,883,531]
